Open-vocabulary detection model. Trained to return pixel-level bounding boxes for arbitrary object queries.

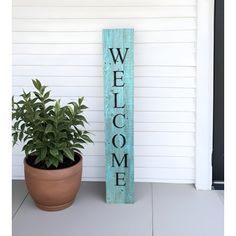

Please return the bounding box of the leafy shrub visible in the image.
[12,79,93,168]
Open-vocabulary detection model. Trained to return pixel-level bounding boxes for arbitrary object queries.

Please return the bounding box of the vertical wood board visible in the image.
[103,28,134,203]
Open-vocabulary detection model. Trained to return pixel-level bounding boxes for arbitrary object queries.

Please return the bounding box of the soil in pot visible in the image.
[26,153,81,170]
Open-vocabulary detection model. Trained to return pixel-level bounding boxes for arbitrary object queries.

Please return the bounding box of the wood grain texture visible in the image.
[103,29,134,203]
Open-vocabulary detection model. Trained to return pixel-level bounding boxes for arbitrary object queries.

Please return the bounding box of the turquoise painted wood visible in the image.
[103,28,134,203]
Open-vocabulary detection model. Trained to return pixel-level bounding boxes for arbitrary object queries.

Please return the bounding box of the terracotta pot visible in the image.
[24,153,82,211]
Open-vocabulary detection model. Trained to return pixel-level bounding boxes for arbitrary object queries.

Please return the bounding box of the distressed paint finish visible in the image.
[103,28,134,203]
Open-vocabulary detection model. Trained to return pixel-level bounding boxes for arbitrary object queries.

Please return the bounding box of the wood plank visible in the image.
[13,51,195,66]
[12,166,195,182]
[13,31,196,44]
[13,0,197,7]
[13,96,195,111]
[13,42,196,55]
[103,29,134,203]
[13,65,196,77]
[74,166,196,180]
[13,155,194,168]
[12,130,194,147]
[13,76,196,88]
[13,6,196,19]
[13,18,196,32]
[13,143,195,157]
[12,86,195,98]
[16,130,190,146]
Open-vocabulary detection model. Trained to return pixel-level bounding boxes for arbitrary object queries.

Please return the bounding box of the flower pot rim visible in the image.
[24,152,82,172]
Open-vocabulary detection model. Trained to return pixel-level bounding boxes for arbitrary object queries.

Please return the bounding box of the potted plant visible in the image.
[12,79,93,211]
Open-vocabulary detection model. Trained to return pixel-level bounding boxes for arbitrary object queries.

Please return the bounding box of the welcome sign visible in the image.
[103,28,134,203]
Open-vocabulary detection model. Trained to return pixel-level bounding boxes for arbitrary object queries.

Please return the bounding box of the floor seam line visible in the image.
[13,192,29,220]
[151,183,154,236]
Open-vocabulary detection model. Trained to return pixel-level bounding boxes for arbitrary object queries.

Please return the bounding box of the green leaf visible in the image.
[40,147,47,159]
[77,115,88,124]
[51,158,59,168]
[19,131,24,141]
[50,148,59,157]
[69,106,74,115]
[45,124,53,134]
[23,135,30,142]
[63,148,74,161]
[57,152,64,163]
[46,159,53,168]
[20,123,25,131]
[80,105,88,110]
[72,143,84,149]
[81,134,93,143]
[45,105,55,113]
[78,97,84,105]
[40,85,47,95]
[35,156,43,164]
[24,144,34,156]
[43,91,50,100]
[12,133,18,146]
[44,99,55,104]
[77,138,86,144]
[32,79,42,91]
[55,100,60,114]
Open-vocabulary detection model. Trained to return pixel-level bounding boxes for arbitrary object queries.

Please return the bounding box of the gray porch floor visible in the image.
[12,180,224,236]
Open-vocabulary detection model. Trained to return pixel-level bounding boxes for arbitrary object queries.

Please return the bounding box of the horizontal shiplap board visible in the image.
[83,167,194,179]
[13,18,196,32]
[12,86,195,98]
[84,167,195,180]
[83,111,195,123]
[13,31,196,43]
[87,122,195,132]
[13,66,196,77]
[13,53,195,66]
[13,43,196,55]
[12,166,194,181]
[11,131,195,146]
[13,6,196,19]
[11,106,195,122]
[11,119,195,134]
[13,96,195,111]
[13,143,195,157]
[12,76,196,88]
[13,0,196,7]
[13,155,194,168]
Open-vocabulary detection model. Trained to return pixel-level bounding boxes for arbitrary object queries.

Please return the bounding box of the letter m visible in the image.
[112,153,128,167]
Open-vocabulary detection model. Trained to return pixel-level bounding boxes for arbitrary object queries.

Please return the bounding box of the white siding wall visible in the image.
[12,0,198,183]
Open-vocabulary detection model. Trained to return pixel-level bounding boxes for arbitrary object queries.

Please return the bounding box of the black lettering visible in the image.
[115,172,126,186]
[112,134,126,148]
[112,153,128,167]
[109,48,129,64]
[114,92,125,108]
[113,70,125,87]
[113,113,125,128]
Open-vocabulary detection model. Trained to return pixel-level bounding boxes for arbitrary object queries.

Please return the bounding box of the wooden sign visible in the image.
[103,28,134,203]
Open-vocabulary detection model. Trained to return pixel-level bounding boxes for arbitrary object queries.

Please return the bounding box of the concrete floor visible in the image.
[12,180,224,236]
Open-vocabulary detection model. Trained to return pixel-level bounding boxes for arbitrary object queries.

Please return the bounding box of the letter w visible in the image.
[109,48,129,64]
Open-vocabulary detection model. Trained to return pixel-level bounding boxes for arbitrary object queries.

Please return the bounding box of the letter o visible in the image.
[112,134,126,148]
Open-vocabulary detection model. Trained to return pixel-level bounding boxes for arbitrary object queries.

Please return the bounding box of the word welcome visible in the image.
[109,48,129,187]
[103,28,134,203]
